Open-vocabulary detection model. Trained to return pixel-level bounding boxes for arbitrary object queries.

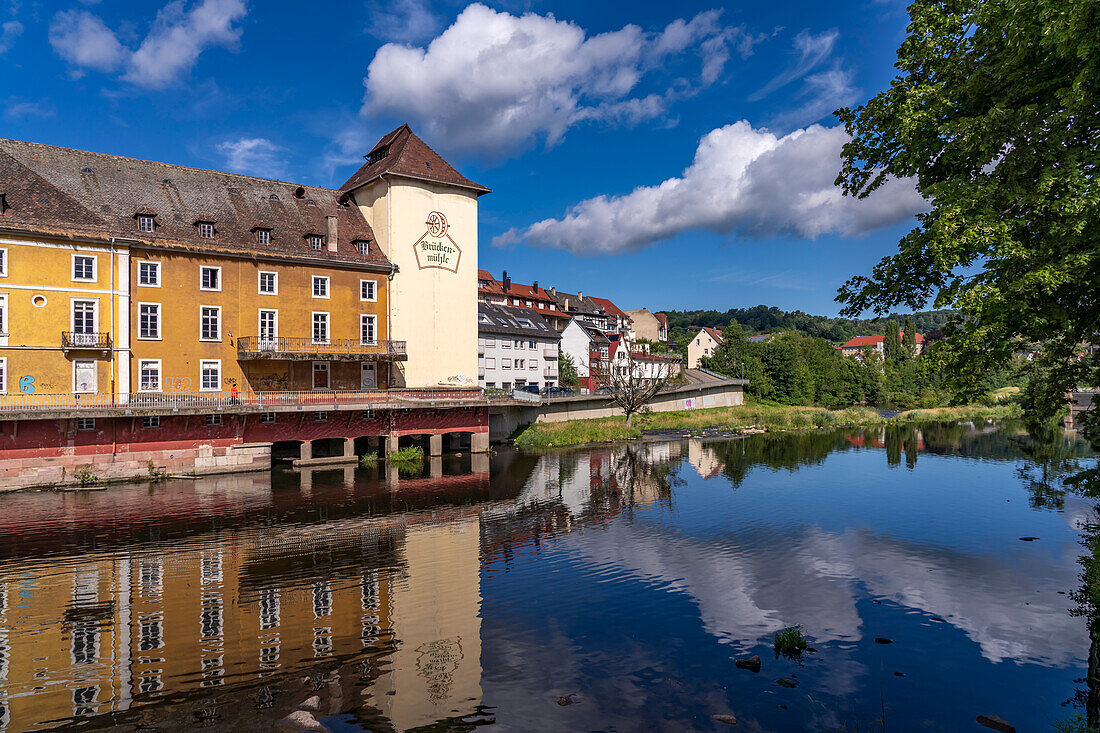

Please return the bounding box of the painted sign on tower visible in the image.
[413,211,462,273]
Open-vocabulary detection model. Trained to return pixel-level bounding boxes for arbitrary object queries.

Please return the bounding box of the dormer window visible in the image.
[197,222,215,239]
[355,240,370,255]
[256,229,271,246]
[308,235,323,251]
[138,215,154,233]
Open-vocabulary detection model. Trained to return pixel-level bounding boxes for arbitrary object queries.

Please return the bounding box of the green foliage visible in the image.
[389,446,425,463]
[773,626,808,659]
[514,417,642,449]
[558,348,580,387]
[73,466,99,487]
[903,316,917,355]
[834,0,1100,424]
[146,460,168,480]
[663,305,956,344]
[359,452,379,467]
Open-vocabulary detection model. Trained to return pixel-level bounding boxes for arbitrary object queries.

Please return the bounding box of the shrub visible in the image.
[390,445,425,463]
[73,466,99,487]
[360,453,379,467]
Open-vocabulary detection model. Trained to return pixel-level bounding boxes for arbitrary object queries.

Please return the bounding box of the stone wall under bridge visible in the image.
[0,405,489,490]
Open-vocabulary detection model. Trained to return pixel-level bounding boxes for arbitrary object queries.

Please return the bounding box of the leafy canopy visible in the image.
[835,0,1100,420]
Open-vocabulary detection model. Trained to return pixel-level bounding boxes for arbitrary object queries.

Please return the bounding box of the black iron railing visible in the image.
[236,337,407,359]
[62,332,112,351]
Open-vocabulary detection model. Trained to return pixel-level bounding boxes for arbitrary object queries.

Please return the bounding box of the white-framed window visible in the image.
[0,247,8,276]
[312,276,329,298]
[138,215,155,233]
[259,412,276,423]
[258,271,277,295]
[200,306,221,341]
[137,261,160,287]
[312,312,329,344]
[484,338,495,347]
[256,229,270,246]
[77,417,95,431]
[314,411,328,422]
[360,279,376,302]
[0,357,6,393]
[205,414,222,426]
[138,359,161,392]
[356,241,370,255]
[501,340,510,349]
[200,360,221,391]
[71,298,98,337]
[72,254,96,282]
[138,303,160,339]
[0,293,7,340]
[360,314,376,345]
[142,415,160,429]
[516,359,525,369]
[502,359,512,369]
[200,266,221,291]
[198,222,215,239]
[514,339,523,348]
[485,357,496,368]
[309,235,323,251]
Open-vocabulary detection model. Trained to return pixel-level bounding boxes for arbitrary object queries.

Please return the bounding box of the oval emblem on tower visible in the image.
[426,211,448,238]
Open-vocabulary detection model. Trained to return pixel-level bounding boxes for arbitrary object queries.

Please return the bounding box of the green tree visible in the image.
[834,0,1100,424]
[903,316,917,355]
[882,320,904,363]
[558,348,579,387]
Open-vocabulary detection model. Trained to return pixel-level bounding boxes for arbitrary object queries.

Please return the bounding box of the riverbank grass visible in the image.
[513,402,1020,449]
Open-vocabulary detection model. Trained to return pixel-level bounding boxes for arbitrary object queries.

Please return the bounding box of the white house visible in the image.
[478,303,560,391]
[688,327,724,369]
[560,318,610,390]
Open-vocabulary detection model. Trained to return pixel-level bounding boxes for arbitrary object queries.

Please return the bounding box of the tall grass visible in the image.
[512,401,1020,449]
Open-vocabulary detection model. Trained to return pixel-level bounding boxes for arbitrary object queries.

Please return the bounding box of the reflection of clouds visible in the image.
[567,519,1085,669]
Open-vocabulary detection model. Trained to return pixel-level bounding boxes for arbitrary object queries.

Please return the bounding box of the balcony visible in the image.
[236,337,407,362]
[544,367,558,377]
[543,348,558,359]
[62,331,112,357]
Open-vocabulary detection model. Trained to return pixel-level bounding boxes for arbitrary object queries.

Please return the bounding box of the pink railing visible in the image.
[0,388,502,414]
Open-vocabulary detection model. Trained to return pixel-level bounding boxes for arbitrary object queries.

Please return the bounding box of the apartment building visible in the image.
[0,124,492,486]
[477,302,560,391]
[560,318,611,390]
[839,333,925,359]
[688,326,724,369]
[625,309,669,343]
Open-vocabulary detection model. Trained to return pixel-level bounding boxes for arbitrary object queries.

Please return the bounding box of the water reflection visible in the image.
[0,424,1092,731]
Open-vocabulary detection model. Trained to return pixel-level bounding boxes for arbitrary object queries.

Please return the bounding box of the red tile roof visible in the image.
[840,333,924,349]
[340,124,490,195]
[589,296,629,320]
[0,138,389,268]
[655,312,668,329]
[702,327,724,344]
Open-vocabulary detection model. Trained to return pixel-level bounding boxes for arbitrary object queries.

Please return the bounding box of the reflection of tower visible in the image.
[376,517,483,730]
[687,439,725,479]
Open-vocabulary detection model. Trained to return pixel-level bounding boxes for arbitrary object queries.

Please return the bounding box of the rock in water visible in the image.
[714,714,738,725]
[278,710,328,732]
[874,637,893,644]
[557,696,573,706]
[776,678,797,689]
[735,655,762,673]
[976,715,1015,733]
[299,696,321,711]
[1019,537,1039,542]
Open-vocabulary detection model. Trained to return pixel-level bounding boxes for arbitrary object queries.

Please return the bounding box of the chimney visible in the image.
[502,270,511,292]
[577,290,583,300]
[532,280,539,293]
[550,285,556,297]
[326,215,338,253]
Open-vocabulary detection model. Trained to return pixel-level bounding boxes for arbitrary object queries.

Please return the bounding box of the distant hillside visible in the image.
[663,306,958,344]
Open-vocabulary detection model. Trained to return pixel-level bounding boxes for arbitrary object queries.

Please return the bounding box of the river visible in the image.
[0,421,1094,731]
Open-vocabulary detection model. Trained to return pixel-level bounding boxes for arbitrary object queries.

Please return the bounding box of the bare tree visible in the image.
[599,351,678,426]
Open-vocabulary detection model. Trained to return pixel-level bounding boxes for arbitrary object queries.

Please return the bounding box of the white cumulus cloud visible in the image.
[49,11,125,72]
[361,4,749,156]
[216,137,286,178]
[48,0,246,88]
[365,0,441,44]
[0,19,22,54]
[494,121,926,255]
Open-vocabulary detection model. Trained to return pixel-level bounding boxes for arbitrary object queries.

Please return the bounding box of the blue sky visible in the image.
[0,0,924,316]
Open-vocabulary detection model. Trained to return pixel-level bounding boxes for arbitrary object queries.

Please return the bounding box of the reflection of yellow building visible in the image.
[687,438,725,479]
[0,474,487,731]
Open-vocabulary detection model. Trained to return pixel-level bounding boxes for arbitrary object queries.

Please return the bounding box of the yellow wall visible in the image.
[0,233,393,397]
[354,179,479,388]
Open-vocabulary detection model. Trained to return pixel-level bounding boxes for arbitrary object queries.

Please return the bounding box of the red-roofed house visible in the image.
[625,308,669,343]
[477,270,569,330]
[839,333,925,358]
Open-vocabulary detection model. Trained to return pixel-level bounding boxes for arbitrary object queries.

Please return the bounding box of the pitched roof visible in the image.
[701,327,724,344]
[655,312,668,329]
[840,333,924,349]
[340,124,490,195]
[589,296,629,321]
[0,138,389,268]
[478,302,560,340]
[569,320,610,343]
